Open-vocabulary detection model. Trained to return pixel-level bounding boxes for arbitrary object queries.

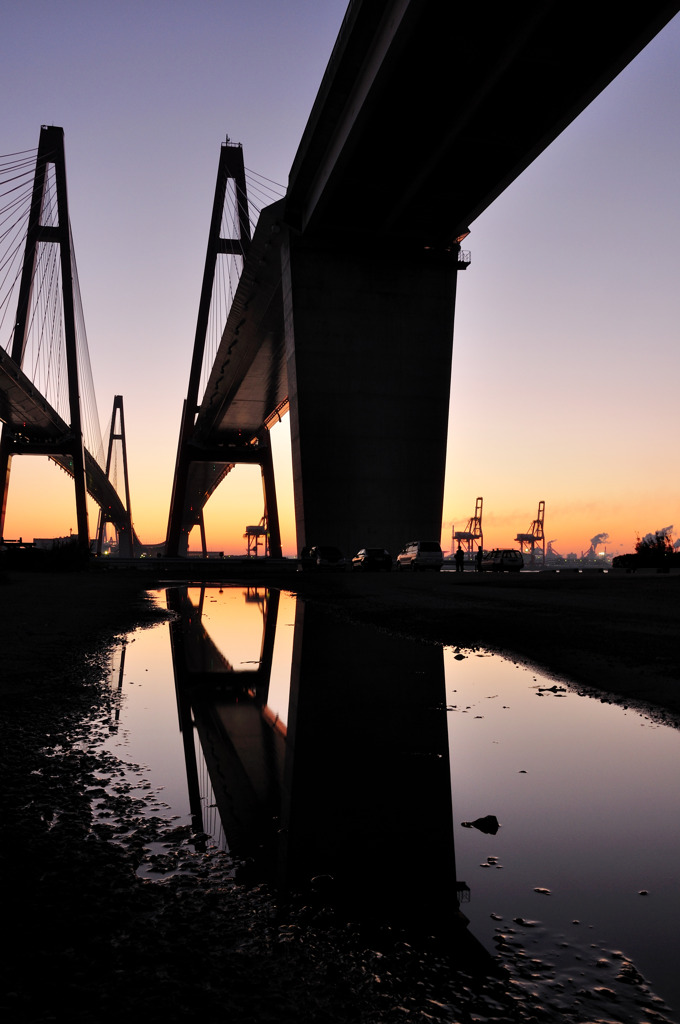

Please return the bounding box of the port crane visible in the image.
[515,500,545,566]
[452,497,483,555]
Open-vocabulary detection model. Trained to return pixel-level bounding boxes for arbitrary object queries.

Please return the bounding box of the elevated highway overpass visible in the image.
[168,0,679,560]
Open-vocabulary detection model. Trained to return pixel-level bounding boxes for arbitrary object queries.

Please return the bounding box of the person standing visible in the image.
[455,545,465,573]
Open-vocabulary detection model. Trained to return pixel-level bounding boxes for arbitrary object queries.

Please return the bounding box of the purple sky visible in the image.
[2,2,679,556]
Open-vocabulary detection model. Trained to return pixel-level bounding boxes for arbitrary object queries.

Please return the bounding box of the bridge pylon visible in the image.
[0,126,89,553]
[96,395,134,557]
[166,139,282,557]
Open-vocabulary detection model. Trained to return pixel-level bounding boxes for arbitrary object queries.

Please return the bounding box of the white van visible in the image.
[396,540,443,571]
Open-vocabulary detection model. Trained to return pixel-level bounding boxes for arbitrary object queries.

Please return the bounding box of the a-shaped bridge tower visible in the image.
[166,141,282,558]
[0,126,137,555]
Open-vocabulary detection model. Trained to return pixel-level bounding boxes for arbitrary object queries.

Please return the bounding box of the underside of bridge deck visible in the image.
[287,0,680,246]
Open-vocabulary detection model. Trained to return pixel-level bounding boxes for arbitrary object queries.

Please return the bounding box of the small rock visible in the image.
[461,815,500,835]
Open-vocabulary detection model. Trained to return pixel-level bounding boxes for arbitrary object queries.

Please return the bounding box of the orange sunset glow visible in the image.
[1,4,679,563]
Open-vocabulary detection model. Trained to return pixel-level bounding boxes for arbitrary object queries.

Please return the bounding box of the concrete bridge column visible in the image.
[259,437,283,559]
[0,440,12,539]
[281,231,461,559]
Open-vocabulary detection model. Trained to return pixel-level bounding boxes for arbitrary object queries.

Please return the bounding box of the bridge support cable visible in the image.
[96,395,134,557]
[166,140,282,558]
[0,126,89,552]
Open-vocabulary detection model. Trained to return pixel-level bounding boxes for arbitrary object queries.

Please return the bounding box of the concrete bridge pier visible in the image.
[281,231,464,559]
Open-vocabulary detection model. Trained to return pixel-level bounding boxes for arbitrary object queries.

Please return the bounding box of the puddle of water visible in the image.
[446,649,680,1016]
[91,585,679,1021]
[96,587,297,873]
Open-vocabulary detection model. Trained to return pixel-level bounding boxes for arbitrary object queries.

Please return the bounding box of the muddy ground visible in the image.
[1,565,678,1023]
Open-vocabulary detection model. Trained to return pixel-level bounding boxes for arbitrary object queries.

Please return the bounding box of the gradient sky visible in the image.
[1,2,679,558]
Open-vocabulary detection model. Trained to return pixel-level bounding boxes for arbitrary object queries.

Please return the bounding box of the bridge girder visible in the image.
[286,0,680,246]
[0,347,136,548]
[172,1,679,559]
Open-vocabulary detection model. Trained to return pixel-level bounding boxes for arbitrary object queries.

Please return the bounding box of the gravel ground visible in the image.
[2,564,678,1023]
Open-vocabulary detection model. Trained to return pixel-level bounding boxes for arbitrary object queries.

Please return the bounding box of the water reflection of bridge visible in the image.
[167,583,486,958]
[167,585,279,693]
[167,586,283,861]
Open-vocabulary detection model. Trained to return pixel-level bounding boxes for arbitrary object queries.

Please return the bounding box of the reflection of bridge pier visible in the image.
[167,583,488,962]
[279,599,465,938]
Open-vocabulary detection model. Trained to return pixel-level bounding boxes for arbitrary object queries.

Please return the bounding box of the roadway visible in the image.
[0,345,136,543]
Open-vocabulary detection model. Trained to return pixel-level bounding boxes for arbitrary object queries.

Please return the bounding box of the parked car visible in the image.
[351,547,392,572]
[299,545,347,571]
[480,548,523,573]
[396,540,443,571]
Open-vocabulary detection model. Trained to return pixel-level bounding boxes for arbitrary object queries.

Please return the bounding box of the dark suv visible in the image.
[300,545,347,571]
[480,549,523,572]
[351,548,392,571]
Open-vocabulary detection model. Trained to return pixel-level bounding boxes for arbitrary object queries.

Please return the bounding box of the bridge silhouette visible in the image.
[2,4,678,557]
[167,585,283,859]
[0,126,137,556]
[166,0,680,561]
[166,583,475,939]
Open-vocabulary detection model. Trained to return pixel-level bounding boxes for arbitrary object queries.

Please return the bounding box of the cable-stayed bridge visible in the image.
[167,0,680,560]
[3,3,677,561]
[166,143,287,557]
[0,126,137,556]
